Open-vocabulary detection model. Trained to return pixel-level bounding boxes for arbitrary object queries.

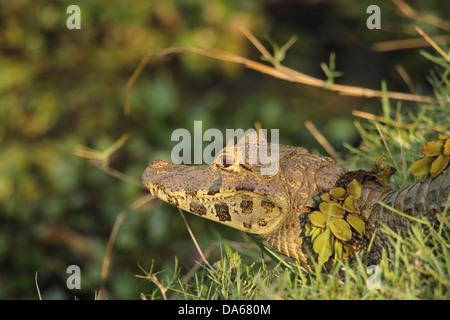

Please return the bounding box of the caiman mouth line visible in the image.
[148,186,259,207]
[149,186,264,200]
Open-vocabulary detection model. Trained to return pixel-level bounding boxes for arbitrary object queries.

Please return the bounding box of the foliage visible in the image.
[139,221,450,300]
[410,134,450,180]
[307,180,363,264]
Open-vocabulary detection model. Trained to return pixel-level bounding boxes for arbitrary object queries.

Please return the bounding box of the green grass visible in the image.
[135,48,450,300]
[137,219,449,299]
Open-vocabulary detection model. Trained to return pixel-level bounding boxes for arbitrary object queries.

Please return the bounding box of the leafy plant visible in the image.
[410,134,450,180]
[306,179,363,264]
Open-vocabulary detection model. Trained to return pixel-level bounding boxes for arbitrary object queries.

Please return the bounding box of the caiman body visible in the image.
[142,132,449,268]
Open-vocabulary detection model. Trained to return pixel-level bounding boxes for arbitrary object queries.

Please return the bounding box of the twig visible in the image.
[124,37,435,115]
[254,120,263,133]
[395,65,416,94]
[96,164,144,189]
[100,194,156,294]
[392,0,450,31]
[74,134,144,189]
[124,50,156,115]
[372,35,450,52]
[240,27,434,102]
[35,271,42,300]
[240,27,272,61]
[304,120,340,161]
[352,110,393,124]
[352,110,409,129]
[352,109,449,133]
[135,261,172,299]
[180,245,216,287]
[415,26,450,63]
[147,274,168,300]
[178,208,216,272]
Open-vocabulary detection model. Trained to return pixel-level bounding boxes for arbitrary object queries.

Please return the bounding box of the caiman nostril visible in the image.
[149,159,169,168]
[143,160,171,185]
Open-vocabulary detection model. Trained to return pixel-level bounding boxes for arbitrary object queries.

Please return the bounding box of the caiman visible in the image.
[142,132,450,269]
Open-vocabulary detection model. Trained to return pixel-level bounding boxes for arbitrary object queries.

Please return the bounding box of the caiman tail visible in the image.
[352,166,449,264]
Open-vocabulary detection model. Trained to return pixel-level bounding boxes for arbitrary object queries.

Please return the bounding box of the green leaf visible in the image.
[319,201,345,218]
[223,241,234,260]
[310,226,323,243]
[419,50,449,68]
[321,52,343,88]
[343,195,360,214]
[410,157,434,176]
[334,239,343,259]
[262,35,297,66]
[374,154,388,171]
[309,211,327,228]
[420,140,444,157]
[443,138,450,156]
[330,218,352,242]
[305,222,314,237]
[313,228,333,264]
[346,213,365,235]
[430,154,449,178]
[320,192,332,202]
[347,179,361,199]
[329,187,346,200]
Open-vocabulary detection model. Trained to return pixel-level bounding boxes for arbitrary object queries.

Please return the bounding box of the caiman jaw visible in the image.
[142,159,290,235]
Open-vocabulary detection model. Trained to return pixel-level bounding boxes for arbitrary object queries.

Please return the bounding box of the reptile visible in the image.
[142,131,450,269]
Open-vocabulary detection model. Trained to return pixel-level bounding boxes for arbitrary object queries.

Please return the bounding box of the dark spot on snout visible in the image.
[261,200,275,213]
[243,222,252,229]
[240,200,253,215]
[214,203,231,222]
[235,184,255,192]
[190,202,206,216]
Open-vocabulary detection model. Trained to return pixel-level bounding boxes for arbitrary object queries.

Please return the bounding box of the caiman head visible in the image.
[142,132,346,239]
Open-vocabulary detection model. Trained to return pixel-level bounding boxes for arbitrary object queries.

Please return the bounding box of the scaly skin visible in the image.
[142,132,449,268]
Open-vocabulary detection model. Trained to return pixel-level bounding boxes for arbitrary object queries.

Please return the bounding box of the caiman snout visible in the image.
[141,155,292,234]
[142,159,171,193]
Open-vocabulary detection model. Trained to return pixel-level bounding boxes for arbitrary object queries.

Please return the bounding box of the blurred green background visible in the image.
[0,0,447,299]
